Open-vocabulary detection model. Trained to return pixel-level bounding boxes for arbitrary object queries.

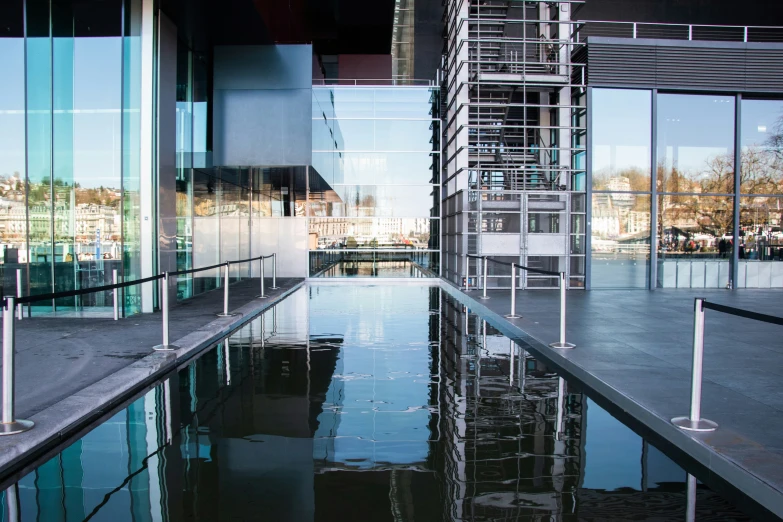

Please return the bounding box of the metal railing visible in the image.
[466,254,575,350]
[0,252,279,436]
[312,79,437,86]
[576,20,783,43]
[671,298,783,433]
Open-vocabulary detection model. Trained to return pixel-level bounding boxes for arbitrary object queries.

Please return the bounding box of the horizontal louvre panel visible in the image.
[587,41,783,93]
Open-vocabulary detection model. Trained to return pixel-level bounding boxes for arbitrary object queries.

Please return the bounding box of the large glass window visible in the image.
[592,89,652,191]
[310,87,439,277]
[657,94,735,194]
[26,0,54,303]
[590,89,652,288]
[740,99,783,196]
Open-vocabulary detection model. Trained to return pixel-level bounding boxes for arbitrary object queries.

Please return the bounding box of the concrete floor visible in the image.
[5,277,302,418]
[447,284,783,518]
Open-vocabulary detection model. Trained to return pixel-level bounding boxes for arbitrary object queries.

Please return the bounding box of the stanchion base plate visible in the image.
[0,419,34,436]
[478,296,490,300]
[549,342,576,349]
[216,312,239,317]
[255,295,268,299]
[153,344,181,352]
[269,287,279,290]
[504,314,522,319]
[671,416,718,432]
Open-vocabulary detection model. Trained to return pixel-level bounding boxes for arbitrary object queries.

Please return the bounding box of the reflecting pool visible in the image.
[0,285,755,521]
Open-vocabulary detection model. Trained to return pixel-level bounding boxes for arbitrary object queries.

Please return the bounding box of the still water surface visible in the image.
[1,285,754,521]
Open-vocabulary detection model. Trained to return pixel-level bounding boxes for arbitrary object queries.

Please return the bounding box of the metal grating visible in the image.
[586,38,783,93]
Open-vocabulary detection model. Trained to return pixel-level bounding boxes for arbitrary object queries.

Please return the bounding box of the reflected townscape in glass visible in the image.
[590,88,783,289]
[0,0,144,315]
[0,286,755,521]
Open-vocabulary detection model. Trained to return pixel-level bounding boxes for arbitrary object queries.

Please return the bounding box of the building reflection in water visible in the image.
[1,286,752,521]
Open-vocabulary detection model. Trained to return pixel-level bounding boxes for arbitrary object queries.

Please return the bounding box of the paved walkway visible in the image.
[6,278,302,418]
[446,285,783,518]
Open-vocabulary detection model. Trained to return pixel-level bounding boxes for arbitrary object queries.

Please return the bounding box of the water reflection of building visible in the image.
[438,294,585,519]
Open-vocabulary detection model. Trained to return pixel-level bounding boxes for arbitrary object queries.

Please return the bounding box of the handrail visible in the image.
[702,301,783,326]
[464,254,574,349]
[467,254,559,276]
[672,298,783,433]
[0,251,280,437]
[169,262,227,278]
[576,20,783,43]
[313,79,436,86]
[13,274,165,305]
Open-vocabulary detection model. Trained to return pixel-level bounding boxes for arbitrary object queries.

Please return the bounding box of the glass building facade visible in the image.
[309,86,440,277]
[590,89,783,289]
[0,0,143,314]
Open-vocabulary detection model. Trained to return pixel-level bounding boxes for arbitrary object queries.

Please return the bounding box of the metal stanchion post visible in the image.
[217,262,237,317]
[549,272,575,349]
[505,264,521,319]
[15,270,22,321]
[1,297,33,435]
[112,269,119,321]
[256,257,267,299]
[672,298,718,432]
[479,256,490,300]
[271,254,279,289]
[154,274,180,351]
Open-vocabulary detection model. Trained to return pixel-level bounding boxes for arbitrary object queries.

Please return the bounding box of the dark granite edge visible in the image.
[0,280,305,478]
[437,279,783,519]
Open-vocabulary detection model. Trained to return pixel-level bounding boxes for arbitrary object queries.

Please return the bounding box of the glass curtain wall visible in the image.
[656,94,735,288]
[739,99,783,286]
[0,2,27,301]
[590,89,783,289]
[590,89,652,288]
[0,0,142,315]
[310,87,440,277]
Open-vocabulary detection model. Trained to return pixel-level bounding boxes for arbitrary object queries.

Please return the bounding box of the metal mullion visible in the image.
[22,0,31,317]
[649,89,658,290]
[732,94,741,289]
[584,87,592,290]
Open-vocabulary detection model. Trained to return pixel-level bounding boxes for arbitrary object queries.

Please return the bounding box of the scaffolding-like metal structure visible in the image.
[441,0,586,289]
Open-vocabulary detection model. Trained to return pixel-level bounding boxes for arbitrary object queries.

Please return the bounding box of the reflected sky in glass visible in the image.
[657,93,735,192]
[592,88,651,192]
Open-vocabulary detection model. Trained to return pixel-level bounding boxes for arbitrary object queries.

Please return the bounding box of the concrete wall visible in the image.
[212,45,313,166]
